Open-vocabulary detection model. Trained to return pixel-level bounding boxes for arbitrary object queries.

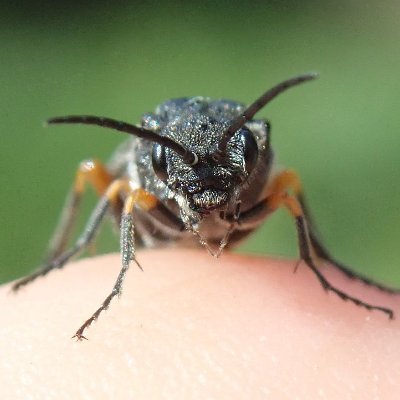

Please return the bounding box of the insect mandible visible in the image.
[12,73,397,340]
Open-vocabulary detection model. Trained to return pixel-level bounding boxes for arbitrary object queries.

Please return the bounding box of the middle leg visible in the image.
[263,170,399,294]
[234,169,394,318]
[12,179,128,291]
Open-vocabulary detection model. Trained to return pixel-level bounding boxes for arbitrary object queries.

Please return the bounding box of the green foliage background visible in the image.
[1,1,399,287]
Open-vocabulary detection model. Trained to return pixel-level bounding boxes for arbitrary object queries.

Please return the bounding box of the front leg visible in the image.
[72,189,176,340]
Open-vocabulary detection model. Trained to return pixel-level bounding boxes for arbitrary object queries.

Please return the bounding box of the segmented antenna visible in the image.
[216,72,318,156]
[47,115,198,165]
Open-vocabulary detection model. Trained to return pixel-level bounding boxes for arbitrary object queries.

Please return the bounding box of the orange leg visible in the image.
[12,174,128,292]
[265,169,302,212]
[45,159,116,262]
[264,170,394,318]
[72,188,160,340]
[265,169,400,294]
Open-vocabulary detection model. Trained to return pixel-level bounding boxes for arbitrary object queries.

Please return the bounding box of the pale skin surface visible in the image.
[1,249,399,399]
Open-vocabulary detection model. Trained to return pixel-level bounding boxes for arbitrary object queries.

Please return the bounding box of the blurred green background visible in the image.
[1,1,399,288]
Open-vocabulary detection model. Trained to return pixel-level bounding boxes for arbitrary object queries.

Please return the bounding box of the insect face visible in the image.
[152,113,259,214]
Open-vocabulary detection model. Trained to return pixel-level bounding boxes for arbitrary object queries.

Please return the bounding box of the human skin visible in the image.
[0,249,399,399]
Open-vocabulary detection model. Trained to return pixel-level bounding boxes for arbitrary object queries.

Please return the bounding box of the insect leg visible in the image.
[297,194,400,294]
[72,188,159,340]
[280,195,394,318]
[235,170,394,318]
[260,170,399,293]
[12,179,127,291]
[45,159,116,262]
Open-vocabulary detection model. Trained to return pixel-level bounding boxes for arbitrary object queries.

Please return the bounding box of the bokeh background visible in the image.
[1,1,399,288]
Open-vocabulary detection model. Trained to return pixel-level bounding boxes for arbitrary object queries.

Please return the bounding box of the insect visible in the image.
[12,73,397,340]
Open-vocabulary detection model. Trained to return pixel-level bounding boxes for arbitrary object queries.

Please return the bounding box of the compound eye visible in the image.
[240,128,258,174]
[152,143,169,182]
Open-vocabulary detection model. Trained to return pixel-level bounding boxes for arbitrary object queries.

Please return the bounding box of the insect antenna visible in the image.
[215,72,318,157]
[47,115,198,165]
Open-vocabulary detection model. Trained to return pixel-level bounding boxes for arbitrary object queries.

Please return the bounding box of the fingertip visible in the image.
[1,250,399,399]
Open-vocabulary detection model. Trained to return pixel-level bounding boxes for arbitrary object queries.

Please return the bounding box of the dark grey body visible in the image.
[108,97,274,251]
